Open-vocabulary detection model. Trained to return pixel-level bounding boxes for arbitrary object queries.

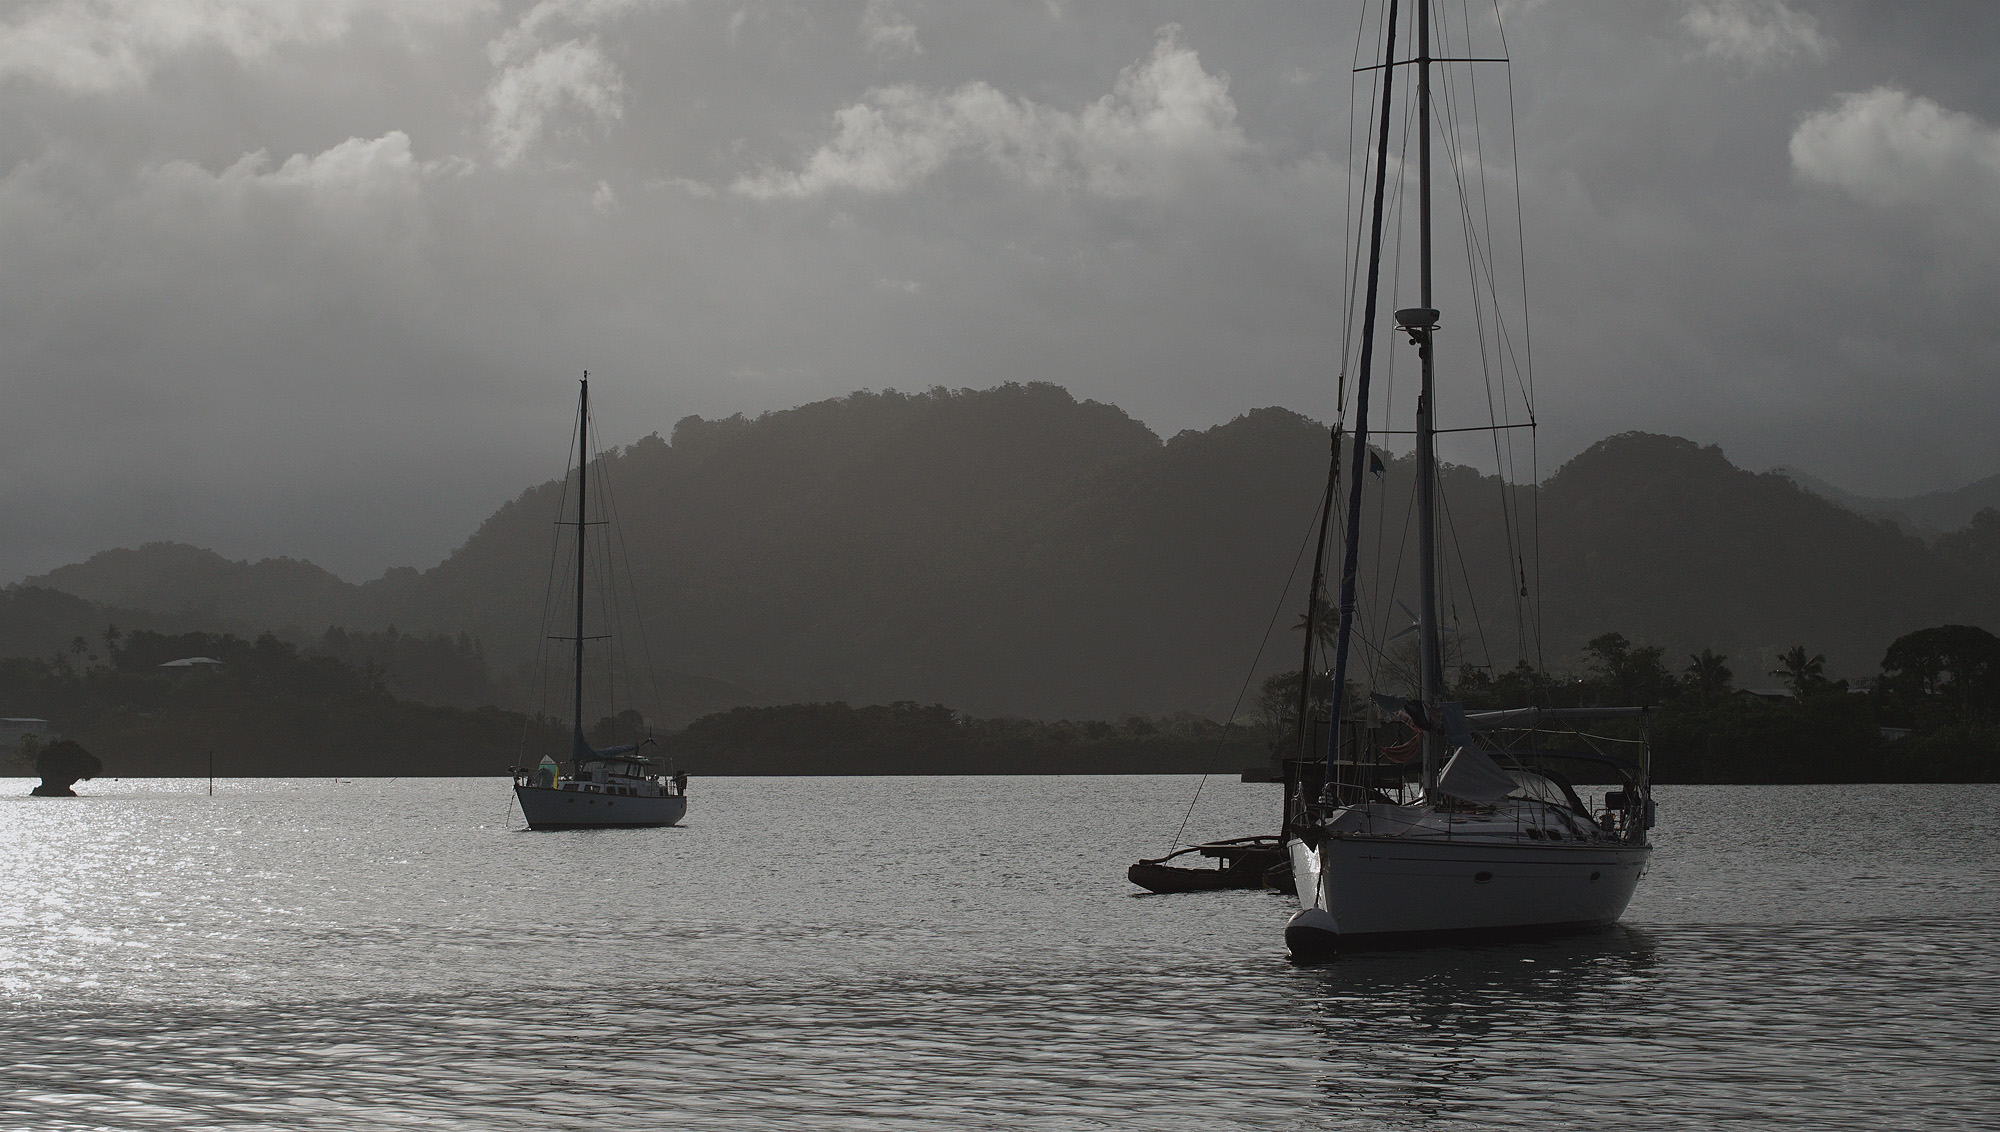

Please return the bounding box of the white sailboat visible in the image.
[513,375,688,830]
[1281,0,1653,957]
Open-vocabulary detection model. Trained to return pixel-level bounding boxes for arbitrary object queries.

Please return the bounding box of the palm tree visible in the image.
[1292,594,1340,655]
[1684,648,1732,703]
[1773,645,1828,698]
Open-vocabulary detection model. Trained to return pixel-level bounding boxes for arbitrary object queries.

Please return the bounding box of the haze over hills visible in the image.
[14,383,1999,723]
[1770,467,2000,540]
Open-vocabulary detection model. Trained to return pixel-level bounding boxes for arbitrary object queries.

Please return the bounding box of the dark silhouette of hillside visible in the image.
[0,629,565,777]
[1775,466,2000,538]
[0,586,261,666]
[30,543,374,632]
[1534,434,1996,681]
[17,385,2000,720]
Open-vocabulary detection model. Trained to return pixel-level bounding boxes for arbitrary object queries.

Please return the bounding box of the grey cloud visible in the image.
[0,1,1996,585]
[1681,0,1831,67]
[0,0,483,94]
[483,38,626,166]
[731,26,1249,200]
[1791,87,2000,217]
[861,0,922,59]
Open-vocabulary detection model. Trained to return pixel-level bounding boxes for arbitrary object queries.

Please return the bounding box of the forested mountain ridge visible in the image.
[29,543,376,632]
[14,384,1999,722]
[1774,465,2000,539]
[1535,435,1995,680]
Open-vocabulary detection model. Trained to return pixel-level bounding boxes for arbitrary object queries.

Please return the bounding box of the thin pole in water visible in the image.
[208,748,214,796]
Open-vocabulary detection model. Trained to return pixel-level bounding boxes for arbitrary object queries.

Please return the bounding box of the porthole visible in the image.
[1474,871,1493,884]
[1590,871,1602,881]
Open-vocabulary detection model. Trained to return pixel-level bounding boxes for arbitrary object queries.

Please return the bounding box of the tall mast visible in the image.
[1324,0,1402,785]
[1413,0,1445,789]
[1287,426,1342,840]
[573,373,589,767]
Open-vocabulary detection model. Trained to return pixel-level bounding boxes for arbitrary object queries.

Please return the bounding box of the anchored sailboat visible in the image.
[514,375,688,830]
[1282,0,1653,956]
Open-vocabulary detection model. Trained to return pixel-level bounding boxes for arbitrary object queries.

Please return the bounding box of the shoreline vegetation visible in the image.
[2,625,1996,784]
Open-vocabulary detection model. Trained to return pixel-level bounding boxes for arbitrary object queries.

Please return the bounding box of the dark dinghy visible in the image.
[1128,836,1291,894]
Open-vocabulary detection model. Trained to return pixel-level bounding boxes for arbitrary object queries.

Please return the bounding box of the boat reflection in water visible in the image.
[1295,927,1664,1116]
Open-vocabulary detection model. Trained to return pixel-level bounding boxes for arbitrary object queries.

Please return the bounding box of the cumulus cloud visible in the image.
[0,0,477,93]
[103,132,453,291]
[481,0,683,166]
[1682,0,1830,67]
[151,131,437,201]
[861,0,922,58]
[733,25,1247,200]
[486,0,679,66]
[1790,87,2000,214]
[484,38,625,167]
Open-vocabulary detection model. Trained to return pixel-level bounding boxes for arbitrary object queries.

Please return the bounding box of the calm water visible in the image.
[2,777,1995,1130]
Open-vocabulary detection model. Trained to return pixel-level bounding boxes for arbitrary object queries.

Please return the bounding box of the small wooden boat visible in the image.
[1128,835,1291,894]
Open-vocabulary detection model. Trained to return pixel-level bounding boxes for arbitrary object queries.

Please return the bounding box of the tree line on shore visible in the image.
[0,628,559,777]
[5,622,1996,783]
[0,627,1266,777]
[1260,622,2000,783]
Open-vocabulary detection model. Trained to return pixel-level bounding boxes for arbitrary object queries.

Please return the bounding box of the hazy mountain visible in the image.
[1542,436,1993,682]
[28,543,373,633]
[1772,467,2000,540]
[18,384,1999,720]
[1892,475,2000,537]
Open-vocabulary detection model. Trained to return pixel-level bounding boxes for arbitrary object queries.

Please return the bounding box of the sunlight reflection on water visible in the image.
[2,778,1995,1129]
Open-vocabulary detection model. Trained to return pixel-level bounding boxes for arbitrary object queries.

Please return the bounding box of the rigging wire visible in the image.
[1429,0,1530,663]
[1435,472,1497,678]
[596,420,676,768]
[1366,70,1420,673]
[1480,0,1549,674]
[521,393,586,767]
[1166,473,1333,854]
[587,411,619,739]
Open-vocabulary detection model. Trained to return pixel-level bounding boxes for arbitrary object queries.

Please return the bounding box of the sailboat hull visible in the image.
[516,785,686,830]
[1285,833,1650,957]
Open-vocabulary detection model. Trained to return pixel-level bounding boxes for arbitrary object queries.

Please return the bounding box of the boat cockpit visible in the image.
[515,752,688,797]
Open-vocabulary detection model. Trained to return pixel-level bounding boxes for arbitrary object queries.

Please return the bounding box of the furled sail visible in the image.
[573,734,649,762]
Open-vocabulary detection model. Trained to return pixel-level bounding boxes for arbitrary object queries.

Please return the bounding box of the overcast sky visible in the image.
[3,0,1997,582]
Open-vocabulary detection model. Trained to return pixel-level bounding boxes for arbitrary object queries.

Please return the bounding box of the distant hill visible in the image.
[1772,467,2000,539]
[1541,435,1994,681]
[18,384,2000,719]
[29,543,373,632]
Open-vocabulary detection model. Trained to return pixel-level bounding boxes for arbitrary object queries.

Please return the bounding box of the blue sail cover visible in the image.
[573,731,646,763]
[1434,702,1520,803]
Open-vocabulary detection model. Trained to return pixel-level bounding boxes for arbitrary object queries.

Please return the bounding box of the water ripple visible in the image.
[2,778,1994,1129]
